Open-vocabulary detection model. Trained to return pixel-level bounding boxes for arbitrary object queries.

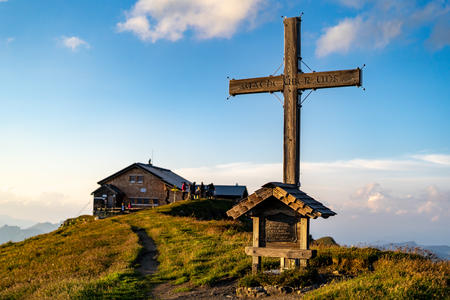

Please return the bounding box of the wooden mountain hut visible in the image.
[92,161,190,215]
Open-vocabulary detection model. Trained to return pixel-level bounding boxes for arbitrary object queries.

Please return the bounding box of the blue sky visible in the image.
[0,0,449,245]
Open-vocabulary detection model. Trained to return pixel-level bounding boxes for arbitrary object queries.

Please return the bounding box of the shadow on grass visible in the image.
[72,271,152,300]
[158,198,236,221]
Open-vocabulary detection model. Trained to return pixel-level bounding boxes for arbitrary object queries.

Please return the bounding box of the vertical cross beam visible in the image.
[283,17,301,186]
[282,16,303,271]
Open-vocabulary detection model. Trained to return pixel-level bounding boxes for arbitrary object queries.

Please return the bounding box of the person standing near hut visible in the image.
[208,183,215,199]
[190,182,196,200]
[181,182,187,200]
[200,182,205,198]
[195,185,201,199]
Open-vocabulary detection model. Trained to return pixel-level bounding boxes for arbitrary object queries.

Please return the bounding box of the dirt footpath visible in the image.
[133,229,304,300]
[134,228,159,276]
[152,281,239,300]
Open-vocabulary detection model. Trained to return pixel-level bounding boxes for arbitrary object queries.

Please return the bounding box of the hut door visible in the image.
[107,195,114,208]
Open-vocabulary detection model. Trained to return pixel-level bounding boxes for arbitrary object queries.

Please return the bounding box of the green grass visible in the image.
[0,215,149,299]
[0,198,448,299]
[123,199,252,287]
[305,257,450,299]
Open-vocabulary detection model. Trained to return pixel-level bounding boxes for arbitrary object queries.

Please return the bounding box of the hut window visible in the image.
[153,199,159,206]
[137,176,144,183]
[129,176,136,183]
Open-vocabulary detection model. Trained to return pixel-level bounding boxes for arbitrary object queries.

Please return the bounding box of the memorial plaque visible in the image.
[265,213,297,243]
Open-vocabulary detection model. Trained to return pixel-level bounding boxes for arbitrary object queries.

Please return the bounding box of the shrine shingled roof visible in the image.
[226,182,336,219]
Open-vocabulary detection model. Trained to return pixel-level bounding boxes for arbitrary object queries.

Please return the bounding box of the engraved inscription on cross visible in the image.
[229,16,362,186]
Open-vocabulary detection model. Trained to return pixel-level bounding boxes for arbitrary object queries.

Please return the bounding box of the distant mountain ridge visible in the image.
[0,214,36,228]
[369,241,450,260]
[0,222,60,244]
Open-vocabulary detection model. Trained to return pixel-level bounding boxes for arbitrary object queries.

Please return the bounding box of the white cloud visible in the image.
[348,183,449,221]
[427,18,450,50]
[316,0,450,56]
[117,0,265,42]
[350,183,393,213]
[395,209,408,215]
[316,15,402,57]
[6,37,14,44]
[367,192,387,212]
[316,17,361,57]
[416,186,450,221]
[0,189,82,223]
[303,157,423,171]
[61,36,90,51]
[335,0,367,9]
[413,154,450,166]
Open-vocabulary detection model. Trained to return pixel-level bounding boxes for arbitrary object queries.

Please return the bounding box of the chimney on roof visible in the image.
[148,159,152,165]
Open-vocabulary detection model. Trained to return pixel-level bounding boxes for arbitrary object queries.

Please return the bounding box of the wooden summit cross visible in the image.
[226,16,362,273]
[230,16,361,185]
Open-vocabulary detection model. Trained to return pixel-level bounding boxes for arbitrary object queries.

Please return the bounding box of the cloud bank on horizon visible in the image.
[1,153,448,244]
[117,0,266,42]
[175,153,449,244]
[317,0,450,56]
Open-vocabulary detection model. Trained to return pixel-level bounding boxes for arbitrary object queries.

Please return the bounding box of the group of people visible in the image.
[181,181,215,200]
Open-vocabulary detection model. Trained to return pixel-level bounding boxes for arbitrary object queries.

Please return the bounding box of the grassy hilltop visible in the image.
[0,199,448,299]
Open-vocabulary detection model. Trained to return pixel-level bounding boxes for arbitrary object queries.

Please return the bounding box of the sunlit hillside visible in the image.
[0,199,448,299]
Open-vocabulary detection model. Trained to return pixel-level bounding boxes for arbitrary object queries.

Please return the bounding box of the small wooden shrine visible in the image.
[227,182,335,272]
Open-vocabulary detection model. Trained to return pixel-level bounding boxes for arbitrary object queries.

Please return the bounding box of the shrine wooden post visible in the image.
[228,15,361,272]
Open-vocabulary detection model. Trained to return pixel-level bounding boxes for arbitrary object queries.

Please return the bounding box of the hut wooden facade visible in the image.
[92,162,190,214]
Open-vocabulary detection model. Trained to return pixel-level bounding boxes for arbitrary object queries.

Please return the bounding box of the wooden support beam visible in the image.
[245,247,315,259]
[299,217,310,267]
[251,217,261,274]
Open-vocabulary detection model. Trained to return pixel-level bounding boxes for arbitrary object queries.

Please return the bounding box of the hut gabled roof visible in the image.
[226,182,336,219]
[91,184,123,196]
[97,162,190,188]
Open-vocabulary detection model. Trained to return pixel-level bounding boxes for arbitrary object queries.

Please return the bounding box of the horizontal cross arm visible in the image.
[229,75,284,96]
[296,68,362,90]
[229,68,362,96]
